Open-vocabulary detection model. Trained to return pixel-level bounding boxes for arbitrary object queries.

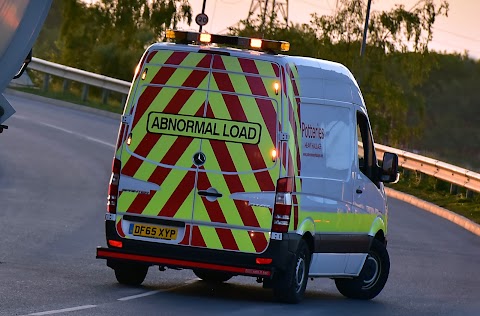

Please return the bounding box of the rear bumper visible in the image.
[97,220,300,278]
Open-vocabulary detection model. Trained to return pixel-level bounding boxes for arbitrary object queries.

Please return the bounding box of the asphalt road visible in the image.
[1,92,479,316]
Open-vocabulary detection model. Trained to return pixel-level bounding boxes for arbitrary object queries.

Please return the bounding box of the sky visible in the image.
[183,0,480,59]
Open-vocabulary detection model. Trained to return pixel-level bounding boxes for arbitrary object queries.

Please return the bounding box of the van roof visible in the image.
[146,42,365,107]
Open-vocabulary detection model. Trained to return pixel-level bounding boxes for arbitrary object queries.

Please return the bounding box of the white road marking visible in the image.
[117,278,199,302]
[186,277,201,283]
[27,305,97,315]
[13,115,115,148]
[117,290,161,301]
[23,279,200,314]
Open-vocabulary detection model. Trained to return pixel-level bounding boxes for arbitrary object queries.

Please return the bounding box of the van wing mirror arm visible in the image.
[379,152,399,183]
[13,49,32,80]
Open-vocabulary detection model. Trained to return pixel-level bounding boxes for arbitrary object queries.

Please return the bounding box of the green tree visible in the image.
[231,0,449,147]
[34,0,65,61]
[58,0,192,81]
[414,53,480,170]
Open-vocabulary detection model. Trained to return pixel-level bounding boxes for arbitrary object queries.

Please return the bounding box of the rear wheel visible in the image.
[335,239,390,300]
[193,269,233,283]
[114,263,148,286]
[272,238,311,304]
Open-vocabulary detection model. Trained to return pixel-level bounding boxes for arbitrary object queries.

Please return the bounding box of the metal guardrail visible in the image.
[23,58,480,194]
[29,57,130,94]
[376,144,480,193]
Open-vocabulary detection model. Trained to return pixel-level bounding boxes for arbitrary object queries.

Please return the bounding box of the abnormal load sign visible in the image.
[147,112,262,145]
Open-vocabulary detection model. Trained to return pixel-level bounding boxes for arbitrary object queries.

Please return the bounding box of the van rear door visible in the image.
[117,50,211,243]
[191,55,281,254]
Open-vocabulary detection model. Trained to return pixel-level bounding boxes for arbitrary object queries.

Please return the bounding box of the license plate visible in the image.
[129,223,178,240]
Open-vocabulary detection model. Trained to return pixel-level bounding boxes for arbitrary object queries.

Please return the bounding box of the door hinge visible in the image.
[105,213,116,221]
[121,115,132,125]
[278,132,289,141]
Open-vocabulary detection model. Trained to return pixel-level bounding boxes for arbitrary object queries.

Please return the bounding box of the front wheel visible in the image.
[335,239,390,300]
[114,263,148,286]
[272,238,311,304]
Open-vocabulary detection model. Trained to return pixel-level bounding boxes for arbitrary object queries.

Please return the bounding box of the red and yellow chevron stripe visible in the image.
[116,49,289,253]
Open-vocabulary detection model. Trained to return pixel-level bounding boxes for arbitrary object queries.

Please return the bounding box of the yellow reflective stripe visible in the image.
[310,213,378,233]
[127,51,209,149]
[283,68,302,176]
[259,77,281,99]
[228,143,261,191]
[147,50,174,65]
[238,96,278,170]
[289,62,300,84]
[209,78,277,171]
[120,50,174,128]
[118,191,137,214]
[140,140,199,216]
[124,86,207,169]
[254,59,278,78]
[197,143,243,225]
[132,137,176,181]
[219,55,278,79]
[251,205,273,229]
[193,198,210,222]
[121,88,174,166]
[123,78,140,115]
[172,190,195,220]
[205,92,263,193]
[131,135,178,181]
[219,55,243,72]
[199,226,222,250]
[232,229,255,253]
[134,89,205,177]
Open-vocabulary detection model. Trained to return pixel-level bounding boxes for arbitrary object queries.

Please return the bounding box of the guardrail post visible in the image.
[42,73,50,92]
[81,84,89,102]
[102,89,109,104]
[450,184,458,195]
[466,190,474,199]
[62,79,69,93]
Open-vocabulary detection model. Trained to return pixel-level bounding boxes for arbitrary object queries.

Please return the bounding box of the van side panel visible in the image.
[283,63,303,231]
[290,61,381,238]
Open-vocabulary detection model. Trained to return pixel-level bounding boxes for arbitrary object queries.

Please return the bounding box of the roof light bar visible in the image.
[166,30,290,52]
[250,38,263,48]
[199,33,212,43]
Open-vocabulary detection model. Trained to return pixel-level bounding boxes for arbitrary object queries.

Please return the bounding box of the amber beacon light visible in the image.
[166,30,290,53]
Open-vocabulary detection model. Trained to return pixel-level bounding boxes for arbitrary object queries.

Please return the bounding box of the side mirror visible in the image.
[380,152,399,183]
[13,49,32,79]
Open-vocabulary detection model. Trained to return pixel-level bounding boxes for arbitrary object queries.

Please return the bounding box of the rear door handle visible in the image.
[198,190,222,198]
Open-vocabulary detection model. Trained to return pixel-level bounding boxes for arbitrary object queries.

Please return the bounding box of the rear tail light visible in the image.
[107,158,121,214]
[271,177,294,233]
[256,258,273,265]
[108,240,123,248]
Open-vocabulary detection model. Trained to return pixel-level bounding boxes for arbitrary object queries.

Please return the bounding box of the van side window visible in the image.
[356,112,377,184]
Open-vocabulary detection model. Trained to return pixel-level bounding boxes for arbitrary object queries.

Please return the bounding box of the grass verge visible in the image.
[12,86,124,114]
[388,170,480,224]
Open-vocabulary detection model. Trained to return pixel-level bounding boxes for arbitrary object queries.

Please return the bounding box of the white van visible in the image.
[97,30,399,303]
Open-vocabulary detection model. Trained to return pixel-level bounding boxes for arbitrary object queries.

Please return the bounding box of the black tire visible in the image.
[272,238,311,304]
[114,263,148,286]
[193,269,233,283]
[335,239,390,300]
